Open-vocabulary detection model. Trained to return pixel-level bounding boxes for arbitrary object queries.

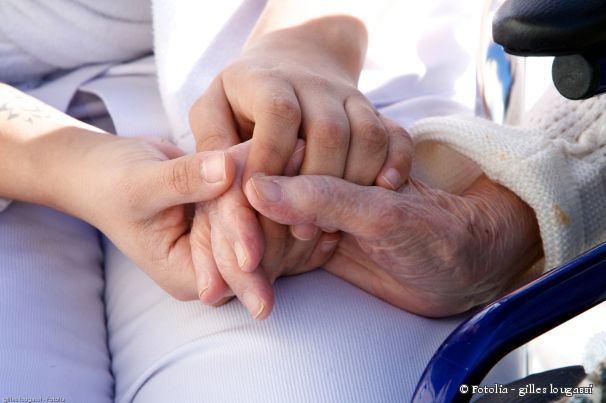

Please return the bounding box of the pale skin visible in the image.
[0,10,407,318]
[0,1,543,320]
[188,1,543,318]
[189,4,413,318]
[0,83,235,300]
[244,172,543,317]
[0,82,542,319]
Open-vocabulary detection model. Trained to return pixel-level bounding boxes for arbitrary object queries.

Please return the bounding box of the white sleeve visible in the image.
[151,0,480,153]
[151,0,265,153]
[409,88,606,271]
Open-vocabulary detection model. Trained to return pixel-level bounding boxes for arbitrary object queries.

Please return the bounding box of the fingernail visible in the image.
[287,145,306,175]
[242,292,265,320]
[381,168,401,190]
[251,176,282,202]
[234,241,247,269]
[197,271,209,300]
[290,224,318,241]
[293,144,305,162]
[320,239,339,253]
[212,296,234,307]
[321,227,338,233]
[201,152,226,183]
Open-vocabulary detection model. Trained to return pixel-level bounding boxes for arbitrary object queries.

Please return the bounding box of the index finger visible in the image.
[189,77,240,152]
[243,83,301,182]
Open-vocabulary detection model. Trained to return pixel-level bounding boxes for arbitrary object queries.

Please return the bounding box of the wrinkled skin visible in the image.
[191,140,341,319]
[244,173,543,317]
[188,20,413,318]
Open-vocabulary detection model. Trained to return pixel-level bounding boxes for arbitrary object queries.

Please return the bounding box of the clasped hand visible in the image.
[184,139,542,319]
[90,18,541,320]
[86,129,540,320]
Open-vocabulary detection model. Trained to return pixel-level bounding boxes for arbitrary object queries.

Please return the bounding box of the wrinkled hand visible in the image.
[191,140,340,319]
[74,134,235,300]
[245,173,543,317]
[189,20,412,294]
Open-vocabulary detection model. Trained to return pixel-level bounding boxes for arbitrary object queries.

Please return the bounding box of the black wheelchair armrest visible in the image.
[493,0,606,57]
[493,0,606,100]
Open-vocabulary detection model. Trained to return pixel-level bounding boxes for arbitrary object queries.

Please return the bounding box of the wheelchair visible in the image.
[412,1,606,401]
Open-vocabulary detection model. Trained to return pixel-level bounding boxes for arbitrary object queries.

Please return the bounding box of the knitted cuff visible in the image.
[409,115,587,272]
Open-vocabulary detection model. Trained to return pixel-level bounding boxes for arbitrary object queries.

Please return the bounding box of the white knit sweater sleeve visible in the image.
[409,88,606,272]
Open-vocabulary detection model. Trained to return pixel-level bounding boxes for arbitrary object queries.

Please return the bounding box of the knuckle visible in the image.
[312,119,349,151]
[294,176,329,220]
[350,88,366,99]
[251,65,281,79]
[394,124,413,141]
[264,95,301,125]
[386,121,414,149]
[367,192,403,234]
[196,131,230,151]
[166,158,194,197]
[357,119,387,152]
[256,136,289,164]
[305,74,333,91]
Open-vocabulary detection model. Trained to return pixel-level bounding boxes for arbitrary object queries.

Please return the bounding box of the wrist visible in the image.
[245,16,367,84]
[465,175,543,292]
[29,127,118,221]
[0,83,113,218]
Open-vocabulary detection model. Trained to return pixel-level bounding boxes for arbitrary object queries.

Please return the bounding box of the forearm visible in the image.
[463,175,543,291]
[410,89,606,271]
[0,83,115,214]
[245,0,378,82]
[247,0,399,39]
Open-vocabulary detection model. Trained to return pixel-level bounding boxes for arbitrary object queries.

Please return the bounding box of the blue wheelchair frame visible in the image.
[412,241,606,402]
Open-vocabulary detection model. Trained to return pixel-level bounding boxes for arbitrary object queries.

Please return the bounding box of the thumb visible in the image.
[244,174,389,236]
[145,151,236,211]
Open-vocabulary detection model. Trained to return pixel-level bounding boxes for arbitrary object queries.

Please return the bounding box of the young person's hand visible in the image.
[191,18,409,188]
[49,132,236,300]
[0,83,234,300]
[189,18,412,300]
[190,140,340,319]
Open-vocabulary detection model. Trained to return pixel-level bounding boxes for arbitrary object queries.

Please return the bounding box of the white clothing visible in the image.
[153,0,479,152]
[5,0,598,401]
[110,2,515,401]
[0,199,522,403]
[104,237,522,403]
[0,0,152,85]
[410,90,606,272]
[0,202,113,403]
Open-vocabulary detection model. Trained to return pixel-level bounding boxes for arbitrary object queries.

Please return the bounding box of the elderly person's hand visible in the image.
[188,17,413,315]
[244,173,543,317]
[192,139,341,319]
